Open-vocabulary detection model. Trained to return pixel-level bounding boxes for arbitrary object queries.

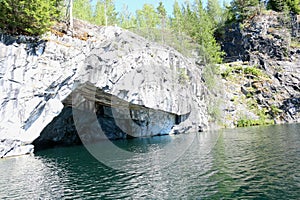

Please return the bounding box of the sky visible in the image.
[114,0,186,16]
[93,0,232,17]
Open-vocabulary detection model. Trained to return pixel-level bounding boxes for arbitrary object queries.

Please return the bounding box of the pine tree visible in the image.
[0,0,62,35]
[136,4,159,29]
[287,0,300,14]
[207,0,223,26]
[194,0,223,63]
[268,0,300,14]
[93,1,106,25]
[267,0,286,12]
[157,1,167,29]
[93,0,117,26]
[171,0,184,33]
[229,0,260,22]
[73,0,93,22]
[118,5,136,29]
[182,1,198,36]
[157,1,167,42]
[173,0,223,63]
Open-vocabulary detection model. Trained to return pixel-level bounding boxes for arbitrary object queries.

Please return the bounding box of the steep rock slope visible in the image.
[219,12,300,127]
[0,22,208,157]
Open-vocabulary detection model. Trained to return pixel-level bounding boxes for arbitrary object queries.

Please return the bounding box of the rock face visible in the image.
[0,139,34,158]
[219,12,300,127]
[0,22,208,156]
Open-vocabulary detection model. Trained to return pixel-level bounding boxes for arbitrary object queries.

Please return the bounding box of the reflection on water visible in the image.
[0,124,299,199]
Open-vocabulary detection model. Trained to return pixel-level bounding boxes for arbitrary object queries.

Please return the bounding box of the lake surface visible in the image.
[0,124,299,199]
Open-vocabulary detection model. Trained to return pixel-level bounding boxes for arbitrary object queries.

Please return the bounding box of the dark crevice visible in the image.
[33,87,190,152]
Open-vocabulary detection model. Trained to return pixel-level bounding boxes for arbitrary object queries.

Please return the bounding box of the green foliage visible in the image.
[267,0,286,12]
[118,5,137,29]
[73,0,93,22]
[182,0,224,63]
[270,105,283,116]
[157,2,167,28]
[203,64,220,90]
[267,0,300,14]
[237,108,274,127]
[208,97,223,123]
[227,0,260,22]
[237,93,275,127]
[290,39,300,48]
[136,4,159,29]
[93,0,118,26]
[71,0,225,64]
[178,68,189,84]
[157,1,167,21]
[243,66,265,77]
[237,117,274,127]
[288,0,300,13]
[157,1,167,42]
[73,0,117,26]
[0,0,61,35]
[171,0,184,33]
[207,0,223,26]
[221,65,267,79]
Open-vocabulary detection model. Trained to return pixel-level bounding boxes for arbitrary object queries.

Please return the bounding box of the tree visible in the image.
[171,0,184,33]
[207,0,223,26]
[182,1,198,36]
[229,0,260,22]
[93,1,106,25]
[157,1,167,42]
[267,0,286,12]
[0,0,62,35]
[118,5,137,28]
[73,0,93,22]
[157,1,167,29]
[267,0,300,14]
[287,0,300,14]
[66,0,74,31]
[194,0,223,63]
[93,0,118,26]
[136,4,159,29]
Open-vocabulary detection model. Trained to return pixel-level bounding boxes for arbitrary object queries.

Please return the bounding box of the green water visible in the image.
[0,124,299,199]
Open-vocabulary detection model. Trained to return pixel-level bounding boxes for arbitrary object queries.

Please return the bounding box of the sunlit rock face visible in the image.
[218,12,300,127]
[0,22,208,154]
[33,86,190,150]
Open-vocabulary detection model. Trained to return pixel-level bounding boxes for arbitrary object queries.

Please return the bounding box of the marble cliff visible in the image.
[0,21,208,157]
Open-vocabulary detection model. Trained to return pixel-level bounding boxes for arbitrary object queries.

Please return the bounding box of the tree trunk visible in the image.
[69,0,73,32]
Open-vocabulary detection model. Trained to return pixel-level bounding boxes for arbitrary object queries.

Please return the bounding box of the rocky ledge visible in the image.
[219,12,300,127]
[0,20,208,157]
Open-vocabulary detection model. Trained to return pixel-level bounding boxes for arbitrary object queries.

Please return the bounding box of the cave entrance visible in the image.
[33,84,189,151]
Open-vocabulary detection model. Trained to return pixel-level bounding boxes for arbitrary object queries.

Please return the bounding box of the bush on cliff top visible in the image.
[0,0,62,36]
[267,0,300,14]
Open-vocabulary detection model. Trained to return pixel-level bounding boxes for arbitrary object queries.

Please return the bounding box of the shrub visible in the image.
[0,0,62,36]
[178,68,189,84]
[221,65,267,79]
[237,117,274,127]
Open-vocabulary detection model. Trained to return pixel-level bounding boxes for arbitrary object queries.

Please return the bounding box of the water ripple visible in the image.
[0,124,299,199]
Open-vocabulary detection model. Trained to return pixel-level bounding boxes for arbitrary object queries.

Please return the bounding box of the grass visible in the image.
[237,117,274,127]
[178,68,189,84]
[290,39,300,48]
[208,98,223,124]
[237,101,275,127]
[221,65,268,80]
[270,105,283,116]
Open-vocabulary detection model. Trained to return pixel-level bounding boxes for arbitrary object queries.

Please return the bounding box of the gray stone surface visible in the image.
[0,139,33,158]
[219,12,300,126]
[0,23,209,156]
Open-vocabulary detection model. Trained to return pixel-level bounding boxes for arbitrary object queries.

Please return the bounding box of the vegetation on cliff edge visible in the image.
[0,0,62,35]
